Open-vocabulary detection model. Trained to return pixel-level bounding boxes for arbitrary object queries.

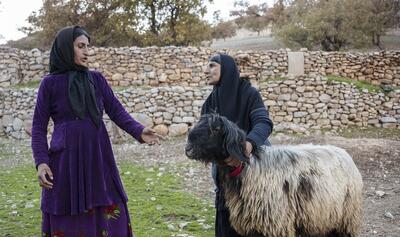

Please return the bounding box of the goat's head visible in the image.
[185,113,248,165]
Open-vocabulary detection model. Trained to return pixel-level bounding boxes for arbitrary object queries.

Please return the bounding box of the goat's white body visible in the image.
[224,144,363,237]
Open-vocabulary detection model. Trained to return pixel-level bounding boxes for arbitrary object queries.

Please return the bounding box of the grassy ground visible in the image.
[337,126,400,141]
[326,75,383,93]
[10,80,41,89]
[0,157,214,236]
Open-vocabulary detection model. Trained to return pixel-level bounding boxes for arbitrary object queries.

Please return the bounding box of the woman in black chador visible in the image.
[201,53,273,237]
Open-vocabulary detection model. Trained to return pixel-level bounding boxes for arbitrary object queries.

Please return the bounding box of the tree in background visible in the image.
[272,0,400,51]
[212,21,237,41]
[16,0,136,49]
[230,0,250,28]
[244,3,269,35]
[134,0,212,46]
[365,0,400,49]
[12,0,213,49]
[230,0,270,35]
[210,10,237,41]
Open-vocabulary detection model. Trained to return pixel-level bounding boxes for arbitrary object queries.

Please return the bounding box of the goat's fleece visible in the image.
[222,144,363,237]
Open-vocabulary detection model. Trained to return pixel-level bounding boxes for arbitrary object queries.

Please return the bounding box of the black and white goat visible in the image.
[185,114,363,237]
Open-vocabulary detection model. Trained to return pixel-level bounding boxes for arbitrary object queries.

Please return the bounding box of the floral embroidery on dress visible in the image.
[104,204,120,220]
[101,230,109,237]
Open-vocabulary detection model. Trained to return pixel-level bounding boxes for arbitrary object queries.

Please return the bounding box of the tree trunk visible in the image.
[149,2,158,35]
[373,34,383,50]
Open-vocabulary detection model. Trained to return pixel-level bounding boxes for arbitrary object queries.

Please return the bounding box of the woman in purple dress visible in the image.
[31,26,161,236]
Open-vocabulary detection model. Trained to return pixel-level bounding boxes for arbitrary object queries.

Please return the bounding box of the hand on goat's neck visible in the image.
[224,141,253,167]
[224,156,242,167]
[245,141,253,157]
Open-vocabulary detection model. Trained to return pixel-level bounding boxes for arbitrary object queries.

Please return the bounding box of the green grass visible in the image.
[337,126,400,141]
[0,166,41,235]
[0,164,214,237]
[122,164,214,237]
[268,76,287,82]
[10,80,41,89]
[258,76,287,85]
[326,75,382,93]
[113,84,152,92]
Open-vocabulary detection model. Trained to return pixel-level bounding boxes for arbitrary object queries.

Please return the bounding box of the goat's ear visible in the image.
[222,117,249,163]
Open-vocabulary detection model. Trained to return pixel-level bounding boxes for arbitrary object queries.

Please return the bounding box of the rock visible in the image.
[125,72,136,79]
[29,64,43,70]
[169,124,188,136]
[163,112,173,120]
[112,73,123,81]
[172,117,182,123]
[167,224,176,230]
[294,112,308,118]
[384,212,394,220]
[383,102,393,109]
[131,113,154,127]
[134,103,145,110]
[153,124,168,136]
[278,94,291,101]
[179,222,189,229]
[171,86,185,93]
[192,100,204,107]
[380,117,397,123]
[375,190,386,198]
[319,94,331,103]
[12,117,23,131]
[274,122,307,133]
[1,115,13,127]
[143,65,153,72]
[182,117,195,123]
[296,86,305,93]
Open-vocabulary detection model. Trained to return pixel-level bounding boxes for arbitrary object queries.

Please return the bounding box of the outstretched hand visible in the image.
[140,127,164,145]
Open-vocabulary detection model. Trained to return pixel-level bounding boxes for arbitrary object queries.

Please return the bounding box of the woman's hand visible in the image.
[224,141,253,167]
[140,127,164,145]
[244,141,253,157]
[37,163,53,189]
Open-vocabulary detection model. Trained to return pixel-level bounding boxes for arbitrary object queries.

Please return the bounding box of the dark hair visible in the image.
[73,27,90,43]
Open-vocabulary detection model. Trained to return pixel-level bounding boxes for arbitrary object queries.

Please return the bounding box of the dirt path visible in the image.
[113,134,400,237]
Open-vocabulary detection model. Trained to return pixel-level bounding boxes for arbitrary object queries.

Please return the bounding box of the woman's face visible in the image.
[204,61,221,85]
[73,35,90,67]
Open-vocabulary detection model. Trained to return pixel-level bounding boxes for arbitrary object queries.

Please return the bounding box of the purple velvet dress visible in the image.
[31,70,144,236]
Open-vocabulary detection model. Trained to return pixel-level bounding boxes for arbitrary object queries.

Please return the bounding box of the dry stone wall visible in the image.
[304,50,400,87]
[1,74,398,140]
[1,46,399,87]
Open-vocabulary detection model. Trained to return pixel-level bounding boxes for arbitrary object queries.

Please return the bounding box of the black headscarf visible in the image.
[201,54,264,133]
[49,26,101,128]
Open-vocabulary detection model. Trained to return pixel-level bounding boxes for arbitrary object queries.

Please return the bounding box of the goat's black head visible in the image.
[185,114,248,164]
